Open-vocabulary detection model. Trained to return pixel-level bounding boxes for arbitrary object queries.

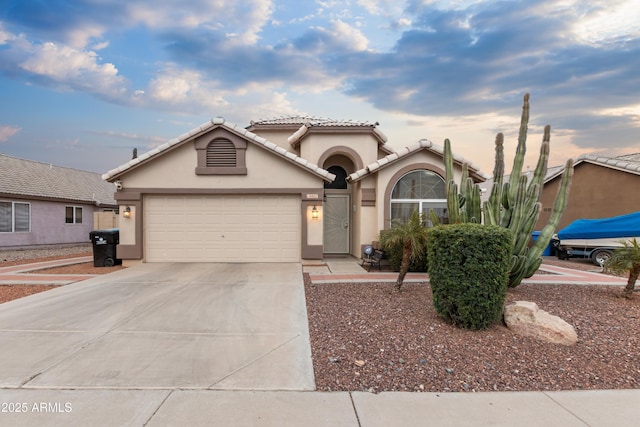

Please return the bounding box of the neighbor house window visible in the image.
[0,201,31,232]
[390,170,447,226]
[195,130,247,175]
[65,206,83,224]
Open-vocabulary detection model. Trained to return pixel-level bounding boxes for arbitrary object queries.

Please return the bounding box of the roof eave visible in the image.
[348,140,489,183]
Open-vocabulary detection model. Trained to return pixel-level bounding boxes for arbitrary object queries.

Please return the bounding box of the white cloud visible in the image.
[0,125,20,142]
[357,0,382,15]
[331,20,369,51]
[91,41,110,51]
[19,42,128,99]
[125,0,274,45]
[146,66,230,111]
[65,23,107,49]
[0,27,16,45]
[570,0,640,45]
[143,64,303,120]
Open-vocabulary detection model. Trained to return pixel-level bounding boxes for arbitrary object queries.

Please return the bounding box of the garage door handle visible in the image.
[342,219,349,229]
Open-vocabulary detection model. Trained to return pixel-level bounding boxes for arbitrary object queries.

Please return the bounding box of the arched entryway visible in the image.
[322,154,356,255]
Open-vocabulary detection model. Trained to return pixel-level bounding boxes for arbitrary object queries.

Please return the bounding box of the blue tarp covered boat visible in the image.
[557,211,640,240]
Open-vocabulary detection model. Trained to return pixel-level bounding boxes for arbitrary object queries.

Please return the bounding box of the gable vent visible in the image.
[206,139,236,167]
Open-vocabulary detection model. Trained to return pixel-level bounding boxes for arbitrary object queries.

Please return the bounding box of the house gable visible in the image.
[103,118,335,184]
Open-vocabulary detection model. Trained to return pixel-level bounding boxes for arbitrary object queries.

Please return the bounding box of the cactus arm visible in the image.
[512,202,541,255]
[530,126,550,192]
[459,163,469,200]
[523,159,574,277]
[492,133,505,181]
[465,179,482,223]
[444,139,454,184]
[507,93,530,202]
[447,181,461,224]
[509,254,528,287]
[484,180,502,226]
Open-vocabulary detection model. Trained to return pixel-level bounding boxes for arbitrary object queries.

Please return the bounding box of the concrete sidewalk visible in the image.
[1,388,638,426]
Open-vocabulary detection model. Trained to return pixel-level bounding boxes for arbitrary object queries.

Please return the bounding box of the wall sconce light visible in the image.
[311,205,319,220]
[123,206,132,219]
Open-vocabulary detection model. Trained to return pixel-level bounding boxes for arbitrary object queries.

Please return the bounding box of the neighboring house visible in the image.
[102,116,487,264]
[0,154,118,248]
[535,153,640,231]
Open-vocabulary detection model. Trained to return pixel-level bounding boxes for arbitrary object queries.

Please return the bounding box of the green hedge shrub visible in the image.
[428,223,512,330]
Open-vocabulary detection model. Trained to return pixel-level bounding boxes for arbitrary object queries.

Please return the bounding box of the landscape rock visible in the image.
[503,301,578,346]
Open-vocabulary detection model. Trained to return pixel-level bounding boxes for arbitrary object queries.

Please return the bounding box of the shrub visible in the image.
[428,223,512,330]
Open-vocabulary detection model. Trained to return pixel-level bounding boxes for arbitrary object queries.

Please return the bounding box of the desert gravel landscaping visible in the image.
[305,272,640,394]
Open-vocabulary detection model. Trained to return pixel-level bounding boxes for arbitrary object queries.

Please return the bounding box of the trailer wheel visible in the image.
[591,249,612,266]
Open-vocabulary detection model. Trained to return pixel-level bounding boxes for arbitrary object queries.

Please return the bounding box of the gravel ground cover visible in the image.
[0,244,92,266]
[305,275,639,393]
[0,285,61,304]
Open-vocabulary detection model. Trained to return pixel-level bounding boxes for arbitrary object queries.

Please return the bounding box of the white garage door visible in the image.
[144,195,301,262]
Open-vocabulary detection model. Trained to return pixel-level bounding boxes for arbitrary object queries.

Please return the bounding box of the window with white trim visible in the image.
[0,201,31,232]
[65,206,83,224]
[390,170,448,226]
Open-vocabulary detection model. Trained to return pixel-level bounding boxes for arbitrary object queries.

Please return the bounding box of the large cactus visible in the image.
[441,93,574,287]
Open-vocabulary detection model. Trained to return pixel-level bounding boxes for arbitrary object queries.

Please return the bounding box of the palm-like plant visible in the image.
[603,238,640,299]
[379,210,429,292]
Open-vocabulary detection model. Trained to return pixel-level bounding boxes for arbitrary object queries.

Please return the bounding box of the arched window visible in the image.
[390,170,447,225]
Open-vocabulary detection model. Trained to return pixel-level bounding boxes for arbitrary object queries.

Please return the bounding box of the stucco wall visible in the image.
[119,140,322,190]
[300,133,380,168]
[1,199,98,247]
[249,128,297,151]
[535,162,640,231]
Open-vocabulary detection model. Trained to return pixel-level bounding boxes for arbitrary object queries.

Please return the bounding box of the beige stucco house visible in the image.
[102,117,486,264]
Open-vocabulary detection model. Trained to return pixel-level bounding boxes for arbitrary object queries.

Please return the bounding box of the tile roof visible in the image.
[284,118,391,153]
[0,154,116,206]
[250,116,379,127]
[614,152,640,162]
[544,153,640,182]
[102,117,336,182]
[348,139,489,182]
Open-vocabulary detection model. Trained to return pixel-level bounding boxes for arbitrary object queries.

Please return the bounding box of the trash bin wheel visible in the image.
[103,257,115,267]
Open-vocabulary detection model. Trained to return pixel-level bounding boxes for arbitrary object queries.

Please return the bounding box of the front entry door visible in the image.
[323,194,350,254]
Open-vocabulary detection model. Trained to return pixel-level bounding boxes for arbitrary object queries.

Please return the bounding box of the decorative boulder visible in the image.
[503,301,578,346]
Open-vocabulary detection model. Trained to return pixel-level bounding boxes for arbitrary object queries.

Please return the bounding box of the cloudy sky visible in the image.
[1,0,638,175]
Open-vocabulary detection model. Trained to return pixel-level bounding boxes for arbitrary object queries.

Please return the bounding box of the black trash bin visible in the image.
[89,228,120,267]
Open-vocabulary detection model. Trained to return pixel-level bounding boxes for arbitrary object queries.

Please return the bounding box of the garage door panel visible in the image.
[145,195,300,262]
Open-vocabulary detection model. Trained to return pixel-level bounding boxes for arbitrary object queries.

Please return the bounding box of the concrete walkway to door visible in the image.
[0,262,315,390]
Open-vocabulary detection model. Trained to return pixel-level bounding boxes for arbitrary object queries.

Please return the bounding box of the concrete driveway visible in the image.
[0,263,315,390]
